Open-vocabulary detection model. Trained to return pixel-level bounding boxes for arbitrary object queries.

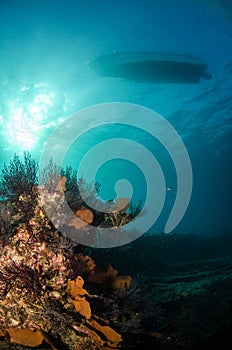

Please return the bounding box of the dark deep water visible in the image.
[0,0,232,349]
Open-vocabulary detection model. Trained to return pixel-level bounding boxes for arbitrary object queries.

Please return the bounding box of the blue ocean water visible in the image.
[0,0,231,236]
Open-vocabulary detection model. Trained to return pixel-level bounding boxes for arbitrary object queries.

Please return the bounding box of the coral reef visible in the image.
[0,193,129,349]
[0,154,150,349]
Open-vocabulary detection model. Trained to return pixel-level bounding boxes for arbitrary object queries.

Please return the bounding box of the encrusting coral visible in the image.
[4,329,45,347]
[66,276,91,319]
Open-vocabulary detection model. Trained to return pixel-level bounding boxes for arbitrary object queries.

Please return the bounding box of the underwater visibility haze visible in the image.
[0,0,232,349]
[0,0,231,236]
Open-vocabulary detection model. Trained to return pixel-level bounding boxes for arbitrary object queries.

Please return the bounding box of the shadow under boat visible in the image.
[90,52,212,84]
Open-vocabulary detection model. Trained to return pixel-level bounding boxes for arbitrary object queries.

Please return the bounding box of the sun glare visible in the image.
[6,83,56,150]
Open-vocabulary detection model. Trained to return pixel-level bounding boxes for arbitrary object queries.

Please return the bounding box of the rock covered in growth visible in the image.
[0,195,124,349]
[0,153,147,349]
